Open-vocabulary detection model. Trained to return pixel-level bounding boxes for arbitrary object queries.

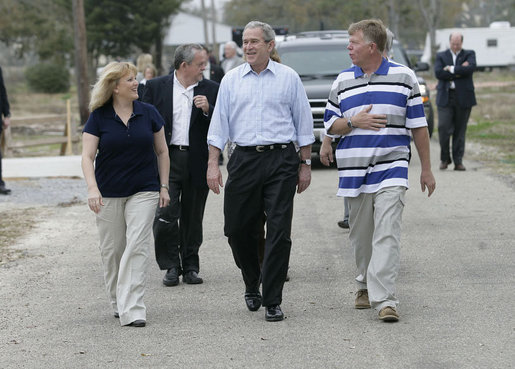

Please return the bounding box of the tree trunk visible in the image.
[210,0,219,61]
[417,0,441,64]
[72,0,90,125]
[200,0,209,46]
[388,0,400,38]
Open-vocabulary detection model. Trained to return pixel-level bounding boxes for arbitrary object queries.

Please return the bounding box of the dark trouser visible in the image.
[153,148,209,274]
[0,127,4,186]
[224,143,299,307]
[437,90,472,165]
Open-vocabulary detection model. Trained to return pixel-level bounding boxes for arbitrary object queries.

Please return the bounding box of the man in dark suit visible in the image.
[434,32,476,171]
[202,46,224,83]
[142,44,219,286]
[0,65,12,195]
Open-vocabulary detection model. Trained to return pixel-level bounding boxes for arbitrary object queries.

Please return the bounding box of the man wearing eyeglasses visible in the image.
[142,44,219,288]
[207,21,314,322]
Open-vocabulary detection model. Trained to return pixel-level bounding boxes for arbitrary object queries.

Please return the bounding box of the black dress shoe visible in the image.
[163,267,179,286]
[125,319,146,327]
[183,271,203,284]
[337,219,349,229]
[0,185,11,195]
[244,292,262,311]
[454,164,466,171]
[265,305,284,322]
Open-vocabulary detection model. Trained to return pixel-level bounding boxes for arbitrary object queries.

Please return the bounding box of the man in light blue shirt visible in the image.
[207,21,314,322]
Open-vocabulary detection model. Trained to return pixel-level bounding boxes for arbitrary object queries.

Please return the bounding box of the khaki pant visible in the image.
[96,191,159,326]
[348,186,406,311]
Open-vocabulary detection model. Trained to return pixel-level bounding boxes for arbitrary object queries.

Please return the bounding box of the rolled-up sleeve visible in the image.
[207,80,229,150]
[323,78,342,134]
[291,74,315,147]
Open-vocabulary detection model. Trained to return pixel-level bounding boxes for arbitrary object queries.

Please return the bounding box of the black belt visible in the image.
[170,145,189,151]
[236,143,291,153]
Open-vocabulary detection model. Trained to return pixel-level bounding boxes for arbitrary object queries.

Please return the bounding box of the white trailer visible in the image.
[421,22,515,69]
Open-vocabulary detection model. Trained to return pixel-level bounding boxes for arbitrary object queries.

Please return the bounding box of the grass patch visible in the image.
[426,70,515,176]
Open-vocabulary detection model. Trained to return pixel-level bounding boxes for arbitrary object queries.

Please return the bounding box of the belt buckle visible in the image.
[256,145,265,152]
[179,145,187,151]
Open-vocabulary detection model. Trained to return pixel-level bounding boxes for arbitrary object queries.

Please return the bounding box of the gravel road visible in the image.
[1,141,514,368]
[0,178,87,209]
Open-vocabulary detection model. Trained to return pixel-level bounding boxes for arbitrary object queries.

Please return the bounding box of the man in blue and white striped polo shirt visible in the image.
[324,19,436,322]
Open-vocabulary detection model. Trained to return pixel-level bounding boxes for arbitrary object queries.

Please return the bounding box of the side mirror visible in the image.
[415,62,429,72]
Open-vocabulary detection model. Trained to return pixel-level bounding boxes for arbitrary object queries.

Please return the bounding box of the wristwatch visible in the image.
[300,159,312,166]
[347,117,354,129]
[161,184,169,190]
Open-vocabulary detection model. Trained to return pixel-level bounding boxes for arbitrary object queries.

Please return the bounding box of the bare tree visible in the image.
[417,0,441,63]
[387,0,400,37]
[200,0,210,46]
[210,0,219,61]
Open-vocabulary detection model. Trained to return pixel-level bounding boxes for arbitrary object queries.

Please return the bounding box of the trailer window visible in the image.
[487,39,497,47]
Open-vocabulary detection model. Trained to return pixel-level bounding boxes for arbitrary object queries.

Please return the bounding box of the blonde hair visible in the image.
[136,53,153,73]
[143,63,157,79]
[348,19,387,53]
[89,62,137,112]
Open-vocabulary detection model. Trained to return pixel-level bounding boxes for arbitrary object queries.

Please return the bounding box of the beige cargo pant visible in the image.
[96,191,158,326]
[348,186,406,311]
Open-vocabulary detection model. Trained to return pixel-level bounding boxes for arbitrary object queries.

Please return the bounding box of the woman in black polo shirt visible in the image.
[81,62,170,327]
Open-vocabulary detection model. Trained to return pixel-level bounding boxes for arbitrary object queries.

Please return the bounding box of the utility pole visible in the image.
[200,0,209,46]
[210,0,219,61]
[72,0,89,125]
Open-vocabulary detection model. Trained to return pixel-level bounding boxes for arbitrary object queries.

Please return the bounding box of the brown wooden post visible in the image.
[66,99,72,155]
[1,125,13,158]
[60,99,73,155]
[71,113,78,155]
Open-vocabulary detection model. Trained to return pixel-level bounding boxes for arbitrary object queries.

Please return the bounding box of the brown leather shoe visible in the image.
[354,289,371,309]
[378,306,399,322]
[439,161,449,170]
[454,164,466,171]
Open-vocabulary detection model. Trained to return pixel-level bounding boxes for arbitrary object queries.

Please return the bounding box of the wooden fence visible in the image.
[1,99,80,157]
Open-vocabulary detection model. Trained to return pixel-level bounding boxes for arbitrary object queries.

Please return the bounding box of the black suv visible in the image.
[275,31,434,154]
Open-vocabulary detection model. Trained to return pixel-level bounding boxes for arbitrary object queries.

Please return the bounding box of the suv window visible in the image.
[279,45,352,77]
[279,42,411,77]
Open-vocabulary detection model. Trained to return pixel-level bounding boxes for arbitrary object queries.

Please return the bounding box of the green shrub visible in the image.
[25,64,70,93]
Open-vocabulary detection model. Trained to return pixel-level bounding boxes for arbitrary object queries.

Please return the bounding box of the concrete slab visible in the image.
[2,155,83,178]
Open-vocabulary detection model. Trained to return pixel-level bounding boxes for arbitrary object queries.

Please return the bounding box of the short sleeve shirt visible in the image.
[83,100,165,197]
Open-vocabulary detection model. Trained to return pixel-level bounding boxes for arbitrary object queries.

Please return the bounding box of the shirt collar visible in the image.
[101,100,143,119]
[241,59,275,77]
[132,100,144,116]
[451,49,462,58]
[173,71,198,91]
[353,57,390,78]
